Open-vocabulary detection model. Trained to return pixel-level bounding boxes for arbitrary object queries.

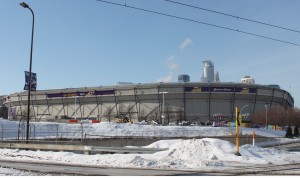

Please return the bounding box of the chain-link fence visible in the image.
[1,119,296,148]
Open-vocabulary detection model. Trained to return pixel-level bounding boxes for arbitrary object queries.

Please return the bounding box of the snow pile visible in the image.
[0,166,48,176]
[132,138,299,169]
[143,139,233,169]
[145,139,182,149]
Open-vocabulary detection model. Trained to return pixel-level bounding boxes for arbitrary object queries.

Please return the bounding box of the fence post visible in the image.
[22,123,26,140]
[29,124,32,143]
[0,124,3,140]
[30,124,36,141]
[33,124,36,141]
[17,121,22,140]
[80,122,84,145]
[55,124,59,144]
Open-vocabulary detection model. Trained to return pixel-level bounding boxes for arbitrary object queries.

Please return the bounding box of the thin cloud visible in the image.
[166,55,179,70]
[157,72,173,82]
[157,55,180,82]
[179,38,193,50]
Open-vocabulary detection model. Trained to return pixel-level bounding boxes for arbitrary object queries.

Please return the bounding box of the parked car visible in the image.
[179,121,192,126]
[169,122,176,126]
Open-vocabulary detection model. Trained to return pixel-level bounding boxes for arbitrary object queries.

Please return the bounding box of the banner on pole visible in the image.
[237,112,243,126]
[24,71,37,91]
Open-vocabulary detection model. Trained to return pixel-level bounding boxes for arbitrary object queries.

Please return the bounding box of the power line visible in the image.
[96,0,300,47]
[165,0,300,34]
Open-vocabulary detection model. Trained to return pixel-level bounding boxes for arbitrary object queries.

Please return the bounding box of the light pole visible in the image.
[159,92,168,125]
[265,104,268,130]
[20,2,35,144]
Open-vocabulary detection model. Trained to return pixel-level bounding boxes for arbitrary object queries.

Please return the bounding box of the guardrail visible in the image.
[257,138,300,148]
[0,142,167,155]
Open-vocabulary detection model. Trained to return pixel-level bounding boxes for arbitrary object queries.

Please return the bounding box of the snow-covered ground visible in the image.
[0,119,300,176]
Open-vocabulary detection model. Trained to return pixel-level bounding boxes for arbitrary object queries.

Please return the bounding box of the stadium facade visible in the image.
[3,82,294,124]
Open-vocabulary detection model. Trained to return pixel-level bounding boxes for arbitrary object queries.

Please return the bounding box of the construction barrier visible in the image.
[68,119,100,124]
[68,119,78,123]
[241,123,251,128]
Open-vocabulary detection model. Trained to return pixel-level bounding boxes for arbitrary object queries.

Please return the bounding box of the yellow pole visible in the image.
[252,131,255,146]
[235,107,241,156]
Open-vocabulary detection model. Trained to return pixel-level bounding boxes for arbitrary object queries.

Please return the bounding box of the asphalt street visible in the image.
[0,159,222,176]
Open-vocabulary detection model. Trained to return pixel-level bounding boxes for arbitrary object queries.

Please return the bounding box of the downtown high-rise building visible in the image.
[201,60,220,83]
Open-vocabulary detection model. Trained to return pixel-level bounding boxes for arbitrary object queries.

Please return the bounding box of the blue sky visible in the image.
[1,0,300,107]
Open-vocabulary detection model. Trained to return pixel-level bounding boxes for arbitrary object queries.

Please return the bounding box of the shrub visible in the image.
[285,126,294,138]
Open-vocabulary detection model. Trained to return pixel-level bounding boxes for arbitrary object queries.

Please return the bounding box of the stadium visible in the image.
[1,61,293,124]
[3,81,294,124]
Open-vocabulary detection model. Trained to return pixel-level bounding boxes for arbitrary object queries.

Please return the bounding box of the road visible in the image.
[0,159,224,176]
[276,142,300,152]
[1,159,300,176]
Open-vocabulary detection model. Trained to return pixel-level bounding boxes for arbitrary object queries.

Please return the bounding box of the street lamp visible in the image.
[159,92,168,125]
[265,104,268,130]
[20,2,35,143]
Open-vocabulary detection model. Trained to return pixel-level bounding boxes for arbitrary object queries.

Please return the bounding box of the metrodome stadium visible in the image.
[3,81,294,124]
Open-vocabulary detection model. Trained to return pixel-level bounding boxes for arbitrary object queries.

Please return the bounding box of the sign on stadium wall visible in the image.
[46,90,115,98]
[185,87,256,93]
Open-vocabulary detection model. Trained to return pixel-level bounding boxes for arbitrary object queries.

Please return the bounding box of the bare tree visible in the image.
[176,109,184,124]
[148,109,160,124]
[118,103,125,116]
[252,106,300,126]
[125,104,136,120]
[18,106,36,121]
[138,108,147,122]
[165,106,177,124]
[289,108,300,126]
[103,106,115,122]
[0,106,8,119]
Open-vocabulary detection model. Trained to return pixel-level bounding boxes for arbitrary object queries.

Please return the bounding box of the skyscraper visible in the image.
[178,74,190,82]
[201,60,214,82]
[214,71,220,82]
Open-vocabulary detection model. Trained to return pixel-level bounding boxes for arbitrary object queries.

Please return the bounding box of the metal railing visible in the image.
[0,121,86,145]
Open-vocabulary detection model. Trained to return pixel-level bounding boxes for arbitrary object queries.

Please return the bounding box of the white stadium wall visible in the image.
[5,82,294,124]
